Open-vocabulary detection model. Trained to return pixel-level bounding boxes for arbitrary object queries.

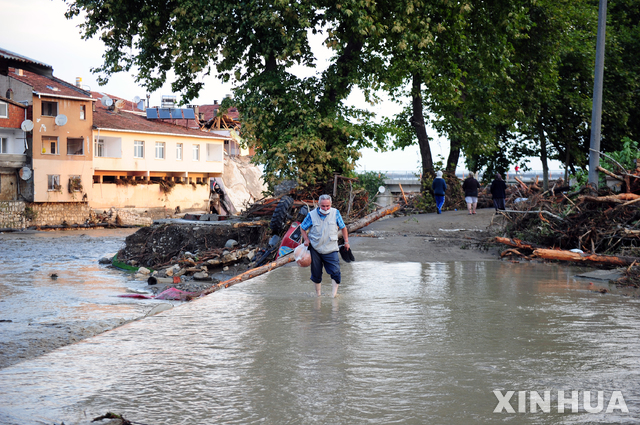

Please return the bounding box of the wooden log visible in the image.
[581,193,640,204]
[597,165,624,181]
[494,237,538,250]
[201,253,296,295]
[499,209,563,221]
[346,203,403,233]
[532,248,639,266]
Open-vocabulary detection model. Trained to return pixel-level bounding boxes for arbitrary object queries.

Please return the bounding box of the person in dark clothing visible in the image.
[490,173,507,211]
[431,171,447,214]
[462,172,481,215]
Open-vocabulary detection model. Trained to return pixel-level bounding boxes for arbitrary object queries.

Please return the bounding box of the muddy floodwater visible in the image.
[1,232,640,424]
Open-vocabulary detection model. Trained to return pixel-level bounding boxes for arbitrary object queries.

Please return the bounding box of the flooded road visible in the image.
[1,256,639,424]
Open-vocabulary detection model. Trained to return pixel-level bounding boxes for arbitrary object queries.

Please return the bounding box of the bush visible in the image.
[355,171,387,201]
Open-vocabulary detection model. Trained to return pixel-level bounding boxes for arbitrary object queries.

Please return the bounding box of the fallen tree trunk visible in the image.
[493,237,538,250]
[201,203,404,296]
[202,253,296,295]
[346,203,403,233]
[581,193,640,204]
[532,248,639,266]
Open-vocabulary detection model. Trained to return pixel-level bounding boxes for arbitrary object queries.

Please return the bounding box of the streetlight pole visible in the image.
[588,0,607,187]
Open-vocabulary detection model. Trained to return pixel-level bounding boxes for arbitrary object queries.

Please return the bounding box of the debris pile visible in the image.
[493,164,640,287]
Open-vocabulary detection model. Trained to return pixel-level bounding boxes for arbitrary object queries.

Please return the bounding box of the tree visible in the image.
[65,0,387,191]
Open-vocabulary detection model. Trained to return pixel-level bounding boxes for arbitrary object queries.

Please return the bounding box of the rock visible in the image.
[98,255,114,264]
[223,250,230,256]
[146,303,173,317]
[184,251,194,258]
[174,268,186,277]
[138,267,151,275]
[223,266,229,271]
[165,268,174,277]
[225,239,239,249]
[193,271,210,280]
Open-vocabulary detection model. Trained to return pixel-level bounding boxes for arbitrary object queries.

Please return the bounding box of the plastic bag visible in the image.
[294,244,311,267]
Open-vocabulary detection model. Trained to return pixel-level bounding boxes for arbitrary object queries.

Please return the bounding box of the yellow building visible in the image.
[91,94,225,211]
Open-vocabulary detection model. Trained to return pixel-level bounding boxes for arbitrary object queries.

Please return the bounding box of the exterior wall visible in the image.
[31,95,93,202]
[0,101,27,128]
[93,130,224,175]
[0,200,26,229]
[32,157,93,202]
[0,173,18,201]
[0,201,91,229]
[28,202,92,227]
[90,182,210,211]
[0,74,32,104]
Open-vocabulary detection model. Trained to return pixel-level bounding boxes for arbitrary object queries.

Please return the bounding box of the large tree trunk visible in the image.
[410,73,433,182]
[446,135,462,173]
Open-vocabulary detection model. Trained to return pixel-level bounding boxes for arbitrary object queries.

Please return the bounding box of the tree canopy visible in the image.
[65,0,640,191]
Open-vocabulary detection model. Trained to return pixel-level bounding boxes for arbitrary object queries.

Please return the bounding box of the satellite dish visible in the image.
[115,99,125,109]
[101,96,113,107]
[20,120,34,132]
[133,96,141,103]
[19,166,32,181]
[378,186,386,194]
[55,114,68,126]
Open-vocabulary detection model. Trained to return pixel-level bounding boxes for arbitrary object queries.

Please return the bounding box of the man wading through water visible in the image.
[300,194,350,297]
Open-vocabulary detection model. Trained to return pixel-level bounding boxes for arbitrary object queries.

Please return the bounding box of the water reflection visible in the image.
[0,261,639,424]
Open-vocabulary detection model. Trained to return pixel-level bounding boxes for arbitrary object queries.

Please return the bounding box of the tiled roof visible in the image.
[11,69,91,100]
[92,92,224,139]
[0,47,53,77]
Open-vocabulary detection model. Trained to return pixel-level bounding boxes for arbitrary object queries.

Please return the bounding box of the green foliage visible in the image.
[601,137,639,172]
[354,171,387,201]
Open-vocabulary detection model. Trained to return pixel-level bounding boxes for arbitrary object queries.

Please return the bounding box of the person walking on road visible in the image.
[490,173,507,211]
[431,171,447,214]
[300,194,350,297]
[462,172,481,215]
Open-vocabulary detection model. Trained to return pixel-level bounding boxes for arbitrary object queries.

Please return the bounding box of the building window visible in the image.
[69,175,82,192]
[155,142,165,159]
[134,140,144,158]
[41,101,58,117]
[0,137,7,154]
[176,143,183,160]
[0,101,7,118]
[42,136,58,155]
[193,144,200,161]
[67,138,84,155]
[80,105,86,120]
[47,174,61,191]
[95,139,105,157]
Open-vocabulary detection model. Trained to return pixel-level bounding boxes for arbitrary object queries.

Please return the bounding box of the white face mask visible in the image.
[318,207,330,215]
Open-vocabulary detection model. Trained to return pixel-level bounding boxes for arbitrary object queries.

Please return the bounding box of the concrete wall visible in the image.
[90,182,210,211]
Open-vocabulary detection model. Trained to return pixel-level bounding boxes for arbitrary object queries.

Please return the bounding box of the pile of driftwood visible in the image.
[242,177,372,223]
[494,163,640,285]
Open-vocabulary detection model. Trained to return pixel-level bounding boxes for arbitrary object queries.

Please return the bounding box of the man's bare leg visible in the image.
[315,283,322,296]
[332,279,339,298]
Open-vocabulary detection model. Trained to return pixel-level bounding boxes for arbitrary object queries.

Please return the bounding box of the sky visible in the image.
[1,0,555,175]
